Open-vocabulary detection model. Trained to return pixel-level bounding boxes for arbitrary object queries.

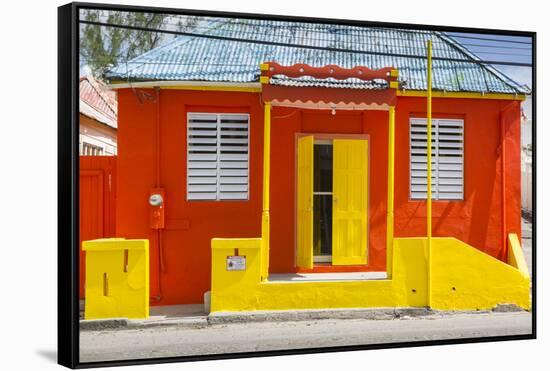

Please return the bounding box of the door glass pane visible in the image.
[313,194,332,256]
[314,144,333,193]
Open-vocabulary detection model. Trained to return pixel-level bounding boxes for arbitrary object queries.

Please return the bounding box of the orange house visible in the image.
[104,22,528,306]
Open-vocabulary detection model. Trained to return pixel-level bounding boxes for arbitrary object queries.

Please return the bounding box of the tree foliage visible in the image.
[80,10,198,79]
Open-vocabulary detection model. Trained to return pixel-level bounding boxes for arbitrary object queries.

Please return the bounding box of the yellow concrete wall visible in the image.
[430,238,531,311]
[211,237,428,312]
[211,237,530,312]
[83,238,149,319]
[211,238,263,293]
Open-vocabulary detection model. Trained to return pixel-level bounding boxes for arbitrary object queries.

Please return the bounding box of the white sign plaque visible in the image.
[226,256,246,271]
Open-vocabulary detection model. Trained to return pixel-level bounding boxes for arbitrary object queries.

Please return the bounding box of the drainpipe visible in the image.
[154,87,164,300]
[156,88,161,188]
[500,102,515,260]
[261,101,271,281]
[501,108,507,261]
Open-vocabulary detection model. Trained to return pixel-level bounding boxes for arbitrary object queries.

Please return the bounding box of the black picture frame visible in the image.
[58,2,536,368]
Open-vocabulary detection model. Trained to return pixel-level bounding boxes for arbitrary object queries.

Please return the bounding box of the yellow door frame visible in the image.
[296,135,314,269]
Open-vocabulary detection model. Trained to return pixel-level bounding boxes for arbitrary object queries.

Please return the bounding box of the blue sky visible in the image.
[445,32,532,88]
[445,32,532,120]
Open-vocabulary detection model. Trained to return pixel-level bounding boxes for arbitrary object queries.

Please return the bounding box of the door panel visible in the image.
[332,139,368,265]
[296,136,314,269]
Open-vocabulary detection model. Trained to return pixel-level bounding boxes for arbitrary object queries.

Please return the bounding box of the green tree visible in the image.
[80,10,198,79]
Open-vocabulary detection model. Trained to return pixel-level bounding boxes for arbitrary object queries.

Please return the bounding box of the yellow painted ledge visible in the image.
[397,90,526,101]
[210,237,530,312]
[107,80,526,100]
[107,80,262,92]
[161,85,261,92]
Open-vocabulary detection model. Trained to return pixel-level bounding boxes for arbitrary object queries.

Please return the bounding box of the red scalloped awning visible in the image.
[261,62,398,110]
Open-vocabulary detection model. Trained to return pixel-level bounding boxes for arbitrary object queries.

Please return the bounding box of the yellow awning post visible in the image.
[426,39,433,308]
[261,101,271,281]
[386,105,396,278]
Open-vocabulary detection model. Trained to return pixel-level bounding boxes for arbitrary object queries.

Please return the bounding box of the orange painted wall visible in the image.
[115,88,521,305]
[116,89,263,304]
[393,97,521,262]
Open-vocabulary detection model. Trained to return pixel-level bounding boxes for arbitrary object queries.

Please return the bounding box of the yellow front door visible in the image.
[296,135,314,269]
[332,139,368,265]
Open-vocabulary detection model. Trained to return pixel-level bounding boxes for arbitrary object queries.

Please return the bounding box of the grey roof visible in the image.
[106,18,528,94]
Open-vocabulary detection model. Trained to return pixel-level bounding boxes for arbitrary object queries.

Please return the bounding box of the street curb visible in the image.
[80,317,208,332]
[207,307,431,324]
[80,319,129,331]
[207,306,526,324]
[80,308,424,331]
[128,317,208,330]
[80,305,526,331]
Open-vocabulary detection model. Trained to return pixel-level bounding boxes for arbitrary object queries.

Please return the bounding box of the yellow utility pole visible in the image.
[386,105,396,278]
[261,101,271,281]
[426,39,433,307]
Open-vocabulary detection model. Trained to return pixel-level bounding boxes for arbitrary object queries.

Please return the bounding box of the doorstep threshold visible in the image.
[267,272,387,282]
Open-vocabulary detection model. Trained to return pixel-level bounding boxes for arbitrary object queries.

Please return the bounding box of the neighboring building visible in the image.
[521,95,532,150]
[521,95,533,215]
[78,75,118,298]
[103,20,530,311]
[79,76,117,155]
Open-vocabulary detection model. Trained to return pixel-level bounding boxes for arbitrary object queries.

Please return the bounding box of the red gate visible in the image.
[79,156,116,298]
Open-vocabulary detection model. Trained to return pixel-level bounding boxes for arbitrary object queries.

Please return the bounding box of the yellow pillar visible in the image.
[386,105,396,278]
[426,39,433,307]
[261,101,271,281]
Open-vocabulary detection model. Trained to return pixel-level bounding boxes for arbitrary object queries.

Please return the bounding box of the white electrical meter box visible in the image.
[226,256,246,271]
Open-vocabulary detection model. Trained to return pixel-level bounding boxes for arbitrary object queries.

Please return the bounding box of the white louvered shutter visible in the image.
[410,118,464,200]
[187,113,249,201]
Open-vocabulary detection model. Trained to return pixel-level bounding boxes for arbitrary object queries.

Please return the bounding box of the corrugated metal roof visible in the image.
[105,19,528,94]
[80,76,118,128]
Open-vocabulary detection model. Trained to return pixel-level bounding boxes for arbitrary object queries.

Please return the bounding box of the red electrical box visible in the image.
[149,188,165,229]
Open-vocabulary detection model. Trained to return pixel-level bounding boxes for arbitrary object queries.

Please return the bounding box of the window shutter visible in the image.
[219,114,249,200]
[410,118,464,200]
[187,113,249,201]
[435,119,464,200]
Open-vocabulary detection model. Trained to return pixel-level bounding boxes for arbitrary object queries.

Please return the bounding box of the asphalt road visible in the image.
[80,311,532,363]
